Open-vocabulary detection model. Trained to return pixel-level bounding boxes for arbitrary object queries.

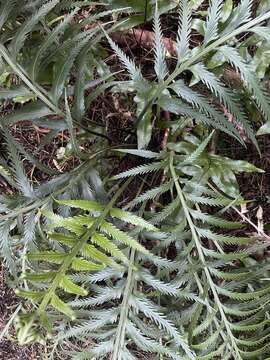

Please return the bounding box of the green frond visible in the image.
[113,160,167,180]
[3,101,52,126]
[52,32,95,101]
[15,289,45,301]
[73,46,89,121]
[216,285,270,301]
[0,0,17,29]
[27,251,66,264]
[130,297,195,359]
[251,26,270,42]
[126,180,173,209]
[70,285,123,308]
[71,257,105,271]
[2,2,270,358]
[22,272,56,282]
[110,208,158,231]
[114,149,160,159]
[100,221,150,255]
[0,222,17,275]
[223,0,252,35]
[51,294,76,320]
[3,130,35,198]
[186,194,235,207]
[197,343,226,360]
[158,95,244,142]
[91,233,129,265]
[153,1,167,81]
[60,309,119,339]
[11,0,60,56]
[59,276,88,296]
[104,29,143,83]
[197,228,252,245]
[204,0,222,44]
[219,45,270,122]
[190,210,242,229]
[177,0,191,62]
[150,198,180,224]
[31,8,78,80]
[56,199,104,212]
[192,328,221,350]
[126,321,182,360]
[140,270,179,296]
[189,63,257,147]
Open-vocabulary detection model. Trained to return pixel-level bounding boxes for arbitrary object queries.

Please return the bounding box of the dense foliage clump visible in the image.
[1,0,270,359]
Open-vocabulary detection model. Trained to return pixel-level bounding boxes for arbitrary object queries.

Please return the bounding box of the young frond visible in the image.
[189,63,257,147]
[3,130,35,198]
[223,0,252,35]
[0,222,17,275]
[104,30,143,83]
[177,0,192,62]
[219,46,270,122]
[112,160,167,180]
[158,95,244,143]
[204,0,222,45]
[153,2,167,81]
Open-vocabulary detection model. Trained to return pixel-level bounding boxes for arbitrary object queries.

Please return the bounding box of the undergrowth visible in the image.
[0,0,270,359]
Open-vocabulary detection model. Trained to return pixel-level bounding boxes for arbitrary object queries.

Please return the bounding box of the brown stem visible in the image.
[110,29,177,57]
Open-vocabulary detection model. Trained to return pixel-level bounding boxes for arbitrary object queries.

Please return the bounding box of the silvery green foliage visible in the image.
[0,1,270,359]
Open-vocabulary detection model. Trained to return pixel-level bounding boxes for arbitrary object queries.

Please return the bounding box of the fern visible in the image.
[153,1,167,81]
[10,0,61,57]
[177,0,192,62]
[1,1,270,359]
[204,0,222,45]
[219,45,270,122]
[16,194,153,339]
[114,132,268,358]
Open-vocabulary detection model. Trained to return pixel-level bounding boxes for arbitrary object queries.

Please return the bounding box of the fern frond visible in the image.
[223,0,252,35]
[219,45,270,122]
[104,29,143,84]
[158,95,244,142]
[189,63,257,146]
[0,0,17,30]
[31,8,78,80]
[11,0,60,56]
[3,130,35,198]
[0,222,17,275]
[130,296,195,359]
[125,181,173,209]
[52,32,95,101]
[204,0,222,44]
[153,1,167,81]
[112,160,167,180]
[177,0,192,62]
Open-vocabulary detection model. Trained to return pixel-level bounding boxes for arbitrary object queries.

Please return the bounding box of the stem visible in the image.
[0,44,61,115]
[169,151,242,360]
[112,249,135,360]
[0,303,22,341]
[112,183,146,360]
